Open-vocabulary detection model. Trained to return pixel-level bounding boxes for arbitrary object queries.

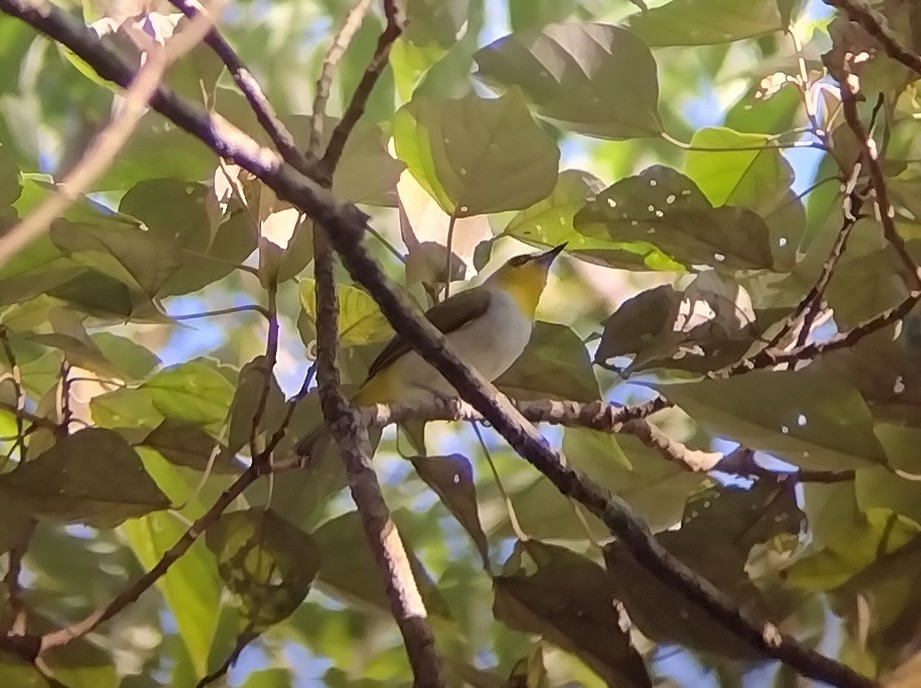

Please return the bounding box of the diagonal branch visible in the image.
[824,0,921,76]
[0,5,873,687]
[167,0,313,175]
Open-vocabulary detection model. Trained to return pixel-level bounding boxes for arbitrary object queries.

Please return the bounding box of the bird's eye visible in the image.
[508,254,531,267]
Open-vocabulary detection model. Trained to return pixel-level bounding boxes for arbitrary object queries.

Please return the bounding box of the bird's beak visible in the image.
[535,242,567,266]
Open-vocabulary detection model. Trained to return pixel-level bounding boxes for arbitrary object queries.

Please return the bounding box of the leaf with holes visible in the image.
[475,23,662,139]
[575,166,774,270]
[206,508,319,629]
[655,370,889,470]
[410,454,489,567]
[392,90,559,217]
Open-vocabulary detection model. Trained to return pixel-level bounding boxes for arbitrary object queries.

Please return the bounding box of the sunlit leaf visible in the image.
[392,90,559,216]
[0,428,170,526]
[475,23,662,139]
[629,0,785,46]
[299,279,393,347]
[143,359,236,428]
[123,511,222,677]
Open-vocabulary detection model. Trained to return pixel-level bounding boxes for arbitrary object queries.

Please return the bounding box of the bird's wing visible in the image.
[364,287,493,380]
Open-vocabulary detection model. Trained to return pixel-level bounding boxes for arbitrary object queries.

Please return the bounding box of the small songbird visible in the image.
[296,242,566,459]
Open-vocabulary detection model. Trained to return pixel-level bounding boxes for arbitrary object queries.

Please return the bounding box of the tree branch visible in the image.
[824,0,921,76]
[166,0,313,175]
[308,2,441,684]
[0,5,872,686]
[37,464,264,654]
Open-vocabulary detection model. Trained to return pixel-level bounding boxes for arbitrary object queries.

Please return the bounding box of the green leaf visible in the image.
[141,419,238,473]
[122,511,222,677]
[392,90,559,216]
[474,23,662,139]
[50,220,182,297]
[595,285,683,362]
[684,127,793,214]
[298,279,393,347]
[119,178,210,250]
[629,0,785,47]
[143,359,236,428]
[503,169,681,271]
[226,356,286,455]
[410,453,490,567]
[0,428,170,526]
[655,370,889,470]
[508,0,577,30]
[494,541,652,688]
[575,165,774,270]
[0,142,21,207]
[604,479,798,660]
[206,508,320,629]
[90,332,161,381]
[496,322,599,402]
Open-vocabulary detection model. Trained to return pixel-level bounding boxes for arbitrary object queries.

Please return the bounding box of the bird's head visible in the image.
[486,243,567,317]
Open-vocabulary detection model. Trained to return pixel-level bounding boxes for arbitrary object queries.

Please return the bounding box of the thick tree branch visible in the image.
[0,5,873,687]
[824,0,921,76]
[167,0,313,175]
[309,3,441,684]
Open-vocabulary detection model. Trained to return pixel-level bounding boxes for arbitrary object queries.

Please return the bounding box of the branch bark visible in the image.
[0,4,875,687]
[824,0,921,76]
[308,2,442,685]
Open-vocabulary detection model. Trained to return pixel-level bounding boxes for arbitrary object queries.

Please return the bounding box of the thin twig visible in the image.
[172,304,271,321]
[248,277,279,464]
[825,46,921,290]
[262,363,317,460]
[1,6,872,686]
[0,1,222,271]
[166,0,312,174]
[824,0,921,76]
[38,464,264,654]
[317,0,403,179]
[0,328,25,459]
[195,623,257,688]
[308,0,375,158]
[4,519,36,635]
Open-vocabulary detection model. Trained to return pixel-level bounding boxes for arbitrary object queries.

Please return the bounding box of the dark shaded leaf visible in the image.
[207,508,320,629]
[495,540,652,688]
[141,419,237,473]
[226,356,286,455]
[410,453,490,566]
[475,23,662,139]
[0,428,170,526]
[496,323,599,402]
[575,166,774,270]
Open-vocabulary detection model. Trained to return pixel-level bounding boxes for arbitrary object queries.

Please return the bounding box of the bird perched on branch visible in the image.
[296,242,567,459]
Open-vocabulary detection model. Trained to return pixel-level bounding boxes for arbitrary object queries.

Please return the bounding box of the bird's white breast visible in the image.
[387,287,533,402]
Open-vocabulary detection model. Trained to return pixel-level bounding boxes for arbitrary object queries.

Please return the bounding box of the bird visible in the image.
[295,242,566,460]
